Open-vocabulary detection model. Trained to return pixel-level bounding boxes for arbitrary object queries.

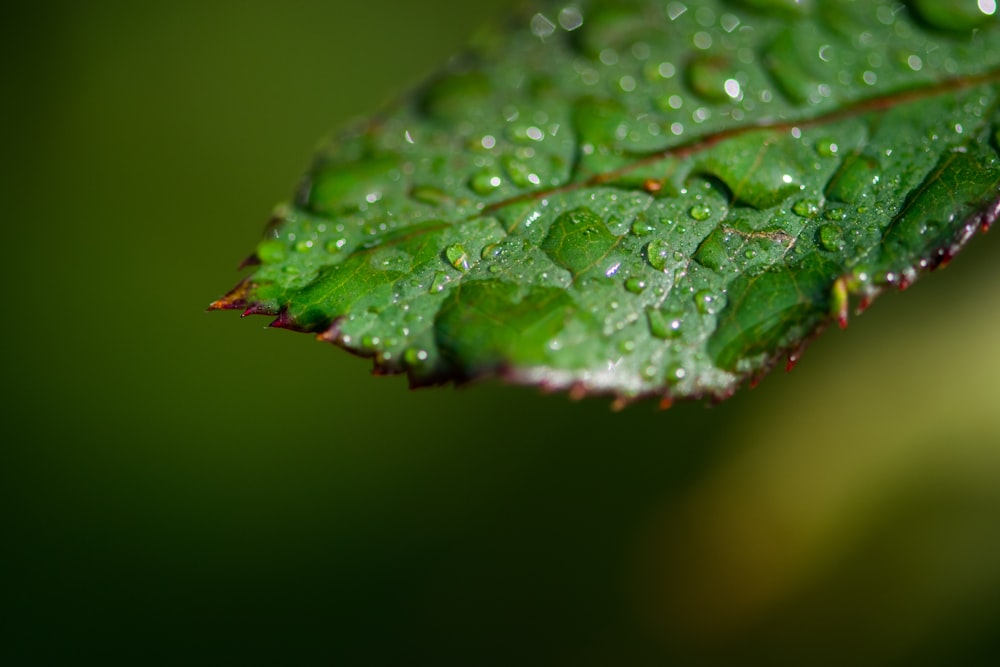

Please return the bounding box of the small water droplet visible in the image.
[824,207,847,221]
[631,219,656,236]
[470,171,502,195]
[646,239,672,271]
[256,239,287,264]
[816,138,839,157]
[429,272,450,293]
[818,223,844,252]
[445,244,470,272]
[325,238,347,253]
[792,199,821,218]
[411,185,451,206]
[294,240,313,253]
[695,289,721,314]
[908,0,996,31]
[686,56,736,103]
[481,243,501,260]
[647,309,683,339]
[689,204,712,221]
[404,347,430,365]
[625,278,648,294]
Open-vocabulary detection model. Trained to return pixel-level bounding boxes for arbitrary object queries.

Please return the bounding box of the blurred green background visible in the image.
[5,1,1000,664]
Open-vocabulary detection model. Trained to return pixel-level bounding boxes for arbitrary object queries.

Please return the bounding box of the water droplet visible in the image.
[294,240,313,253]
[625,278,648,294]
[631,219,656,236]
[908,0,996,31]
[404,347,430,365]
[530,13,556,39]
[470,171,502,195]
[411,185,451,206]
[733,0,813,15]
[558,6,584,31]
[686,56,736,103]
[824,207,847,221]
[689,204,712,221]
[325,238,347,253]
[647,309,683,339]
[695,289,722,314]
[256,239,287,264]
[818,223,844,252]
[502,156,540,188]
[792,199,821,218]
[816,138,839,157]
[421,72,492,121]
[429,272,450,293]
[445,244,470,272]
[646,239,673,271]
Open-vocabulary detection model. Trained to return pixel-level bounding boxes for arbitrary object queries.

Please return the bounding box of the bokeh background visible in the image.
[5,1,1000,664]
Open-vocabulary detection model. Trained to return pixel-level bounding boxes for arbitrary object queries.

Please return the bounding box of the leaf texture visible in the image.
[213,0,1000,403]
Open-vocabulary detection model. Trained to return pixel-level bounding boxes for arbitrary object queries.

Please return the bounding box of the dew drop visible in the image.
[470,171,502,195]
[429,272,450,293]
[646,239,672,271]
[404,347,430,365]
[818,223,844,252]
[824,207,847,221]
[689,204,712,221]
[625,278,648,294]
[792,199,821,218]
[631,219,656,236]
[908,0,996,31]
[695,289,722,314]
[647,309,683,339]
[256,239,287,264]
[411,185,451,206]
[816,138,839,157]
[325,238,347,253]
[445,244,470,272]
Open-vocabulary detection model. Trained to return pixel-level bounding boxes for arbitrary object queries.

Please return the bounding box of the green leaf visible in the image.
[212,0,1000,403]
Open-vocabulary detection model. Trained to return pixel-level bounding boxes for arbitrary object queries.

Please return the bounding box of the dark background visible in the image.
[4,1,1000,664]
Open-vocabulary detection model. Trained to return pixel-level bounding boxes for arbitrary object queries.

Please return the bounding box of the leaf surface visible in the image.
[213,0,1000,402]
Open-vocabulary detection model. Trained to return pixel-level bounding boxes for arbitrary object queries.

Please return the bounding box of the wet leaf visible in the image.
[212,0,1000,403]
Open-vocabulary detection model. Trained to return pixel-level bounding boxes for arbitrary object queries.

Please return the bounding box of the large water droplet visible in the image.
[502,156,541,188]
[445,244,470,271]
[907,0,996,31]
[647,309,683,339]
[429,272,450,293]
[689,204,712,221]
[470,171,503,195]
[792,199,821,218]
[404,347,430,365]
[256,239,287,264]
[625,278,648,294]
[411,185,451,206]
[818,223,845,252]
[631,219,656,236]
[421,71,492,121]
[686,56,738,103]
[816,138,839,157]
[695,289,723,314]
[646,239,673,271]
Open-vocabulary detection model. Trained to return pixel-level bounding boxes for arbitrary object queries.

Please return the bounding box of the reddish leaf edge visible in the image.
[209,194,999,409]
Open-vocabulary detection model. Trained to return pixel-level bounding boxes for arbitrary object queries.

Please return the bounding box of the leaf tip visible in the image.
[207,278,253,312]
